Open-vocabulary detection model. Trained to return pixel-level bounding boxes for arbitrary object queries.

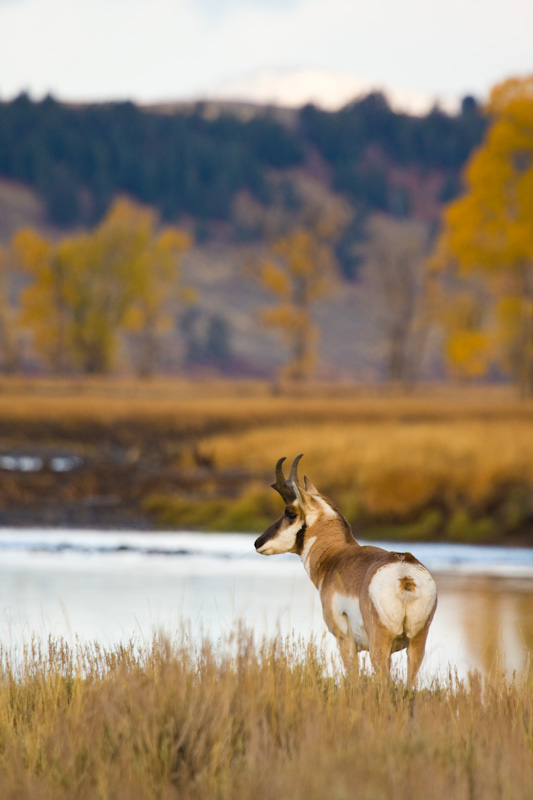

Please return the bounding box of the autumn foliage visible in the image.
[12,198,190,374]
[433,75,533,394]
[1,78,533,387]
[260,229,335,380]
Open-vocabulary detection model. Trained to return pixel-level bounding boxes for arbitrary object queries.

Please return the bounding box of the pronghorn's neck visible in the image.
[300,514,358,588]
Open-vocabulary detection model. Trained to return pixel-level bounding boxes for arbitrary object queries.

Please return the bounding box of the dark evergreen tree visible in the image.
[0,92,486,230]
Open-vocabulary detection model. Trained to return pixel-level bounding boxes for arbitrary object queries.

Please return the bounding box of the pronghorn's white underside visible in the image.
[332,591,369,649]
[369,562,437,639]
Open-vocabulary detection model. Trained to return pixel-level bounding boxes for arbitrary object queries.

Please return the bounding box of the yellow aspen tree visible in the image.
[123,226,192,377]
[433,75,533,394]
[443,291,494,380]
[13,228,72,371]
[261,228,335,381]
[14,197,192,374]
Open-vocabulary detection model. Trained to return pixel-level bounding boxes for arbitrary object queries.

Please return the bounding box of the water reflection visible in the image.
[437,575,533,676]
[0,531,531,682]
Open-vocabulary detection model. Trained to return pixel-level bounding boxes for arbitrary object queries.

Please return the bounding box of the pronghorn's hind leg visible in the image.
[368,625,395,682]
[406,626,430,687]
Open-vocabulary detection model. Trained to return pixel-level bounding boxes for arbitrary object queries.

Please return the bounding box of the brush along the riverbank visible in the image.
[0,378,532,541]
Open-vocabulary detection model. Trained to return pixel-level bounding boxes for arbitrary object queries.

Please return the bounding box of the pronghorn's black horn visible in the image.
[271,456,297,504]
[288,453,304,490]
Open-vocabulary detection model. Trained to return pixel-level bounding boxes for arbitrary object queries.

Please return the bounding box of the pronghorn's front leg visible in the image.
[336,635,359,676]
[321,589,360,677]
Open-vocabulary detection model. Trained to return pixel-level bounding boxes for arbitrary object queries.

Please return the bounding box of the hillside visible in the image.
[0,92,486,380]
[0,92,486,239]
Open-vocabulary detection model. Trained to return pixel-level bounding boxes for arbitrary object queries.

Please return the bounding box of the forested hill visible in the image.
[0,91,486,244]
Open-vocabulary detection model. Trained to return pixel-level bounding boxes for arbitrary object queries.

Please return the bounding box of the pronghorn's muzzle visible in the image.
[254,520,280,553]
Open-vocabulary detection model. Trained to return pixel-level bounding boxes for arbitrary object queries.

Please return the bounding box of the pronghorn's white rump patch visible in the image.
[255,519,302,555]
[332,592,369,650]
[369,562,437,639]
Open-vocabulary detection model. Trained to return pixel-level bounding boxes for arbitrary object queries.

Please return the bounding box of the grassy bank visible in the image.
[190,416,533,541]
[0,377,532,541]
[0,632,532,799]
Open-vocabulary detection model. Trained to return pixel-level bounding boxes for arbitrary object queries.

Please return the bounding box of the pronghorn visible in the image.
[254,455,437,686]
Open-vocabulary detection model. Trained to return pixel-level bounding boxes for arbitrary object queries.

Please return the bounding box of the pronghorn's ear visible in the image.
[303,476,319,496]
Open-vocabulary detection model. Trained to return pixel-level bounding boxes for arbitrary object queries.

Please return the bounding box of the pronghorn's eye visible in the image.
[285,509,298,522]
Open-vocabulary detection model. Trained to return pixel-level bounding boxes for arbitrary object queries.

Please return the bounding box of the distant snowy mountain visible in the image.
[205,68,460,115]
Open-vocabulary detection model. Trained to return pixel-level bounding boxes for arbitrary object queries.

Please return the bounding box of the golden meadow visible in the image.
[1,631,533,800]
[0,377,532,541]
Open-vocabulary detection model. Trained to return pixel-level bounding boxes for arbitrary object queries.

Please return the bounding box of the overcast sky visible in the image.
[0,0,531,109]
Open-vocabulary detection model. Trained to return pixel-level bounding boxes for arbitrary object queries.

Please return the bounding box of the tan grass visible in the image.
[0,631,532,799]
[0,376,532,430]
[0,377,532,536]
[204,419,533,518]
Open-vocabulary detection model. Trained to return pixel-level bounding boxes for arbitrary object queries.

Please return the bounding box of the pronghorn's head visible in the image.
[254,454,342,556]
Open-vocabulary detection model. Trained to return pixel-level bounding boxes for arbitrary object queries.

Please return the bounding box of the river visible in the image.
[1,529,532,682]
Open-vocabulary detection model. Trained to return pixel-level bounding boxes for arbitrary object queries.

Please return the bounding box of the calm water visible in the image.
[1,529,533,682]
